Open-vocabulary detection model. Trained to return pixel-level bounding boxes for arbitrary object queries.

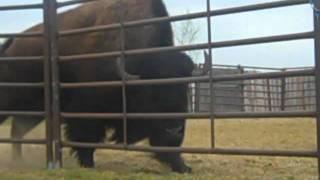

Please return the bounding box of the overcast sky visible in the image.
[0,0,315,68]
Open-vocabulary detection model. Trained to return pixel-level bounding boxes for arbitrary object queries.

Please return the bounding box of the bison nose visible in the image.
[165,126,184,135]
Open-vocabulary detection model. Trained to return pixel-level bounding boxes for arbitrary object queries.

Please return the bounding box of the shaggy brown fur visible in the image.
[1,0,193,173]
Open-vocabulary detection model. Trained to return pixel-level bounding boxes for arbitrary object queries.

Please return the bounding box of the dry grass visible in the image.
[0,118,317,179]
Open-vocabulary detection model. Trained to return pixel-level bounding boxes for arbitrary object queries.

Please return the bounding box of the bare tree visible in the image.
[173,10,201,62]
[173,12,202,112]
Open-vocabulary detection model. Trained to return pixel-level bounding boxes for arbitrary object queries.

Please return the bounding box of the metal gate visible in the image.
[0,0,320,177]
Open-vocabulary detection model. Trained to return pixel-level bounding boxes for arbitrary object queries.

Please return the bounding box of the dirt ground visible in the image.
[0,118,317,179]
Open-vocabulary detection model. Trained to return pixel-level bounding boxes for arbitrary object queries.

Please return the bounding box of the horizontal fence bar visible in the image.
[245,104,281,108]
[61,110,315,119]
[0,138,46,144]
[287,104,315,107]
[244,96,281,100]
[0,32,43,38]
[57,0,96,8]
[242,83,282,87]
[59,0,308,37]
[285,80,315,84]
[200,88,297,93]
[61,69,314,89]
[60,31,314,62]
[0,111,44,116]
[201,102,281,108]
[184,63,309,71]
[285,66,315,70]
[207,85,242,88]
[0,3,43,11]
[243,104,281,108]
[62,141,317,157]
[82,33,312,59]
[200,101,242,105]
[244,90,283,94]
[208,102,280,107]
[286,88,315,93]
[0,82,43,88]
[202,103,243,106]
[211,82,251,86]
[286,96,316,100]
[205,86,242,90]
[212,64,283,71]
[208,95,246,99]
[0,56,43,62]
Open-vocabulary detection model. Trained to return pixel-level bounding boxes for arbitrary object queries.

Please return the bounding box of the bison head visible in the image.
[123,52,210,143]
[122,51,210,112]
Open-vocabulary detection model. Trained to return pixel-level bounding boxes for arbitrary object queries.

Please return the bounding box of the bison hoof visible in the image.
[79,161,94,168]
[172,165,192,173]
[80,164,94,168]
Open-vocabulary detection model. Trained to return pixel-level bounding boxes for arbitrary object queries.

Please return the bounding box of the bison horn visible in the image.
[116,58,140,80]
[191,51,211,76]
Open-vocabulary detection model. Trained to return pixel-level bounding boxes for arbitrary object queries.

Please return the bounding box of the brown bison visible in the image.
[0,0,209,173]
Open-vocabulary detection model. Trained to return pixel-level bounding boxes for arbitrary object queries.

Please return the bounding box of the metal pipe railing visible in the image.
[0,56,43,62]
[0,32,43,38]
[0,0,318,176]
[0,3,43,11]
[61,110,315,120]
[60,69,314,89]
[0,111,44,116]
[58,0,309,37]
[0,138,46,144]
[59,31,314,62]
[0,82,43,88]
[57,0,96,8]
[62,141,317,158]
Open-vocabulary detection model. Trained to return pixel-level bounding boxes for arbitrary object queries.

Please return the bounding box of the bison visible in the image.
[0,0,209,173]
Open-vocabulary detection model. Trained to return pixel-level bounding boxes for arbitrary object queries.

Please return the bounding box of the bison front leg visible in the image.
[153,151,191,173]
[76,147,95,168]
[11,116,42,161]
[149,122,191,173]
[65,119,105,168]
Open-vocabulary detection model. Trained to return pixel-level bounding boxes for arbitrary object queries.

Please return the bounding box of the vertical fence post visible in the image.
[206,0,215,148]
[42,0,53,169]
[300,77,307,110]
[188,84,195,112]
[267,79,272,111]
[238,65,245,112]
[43,0,62,168]
[254,80,257,112]
[263,79,268,111]
[277,77,281,111]
[281,68,286,111]
[249,80,255,112]
[118,0,128,147]
[191,84,195,112]
[312,1,320,178]
[195,73,200,112]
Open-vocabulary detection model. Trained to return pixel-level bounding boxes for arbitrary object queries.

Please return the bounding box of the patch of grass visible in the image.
[0,118,317,179]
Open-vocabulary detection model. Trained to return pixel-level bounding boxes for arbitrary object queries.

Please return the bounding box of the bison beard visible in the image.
[0,0,209,173]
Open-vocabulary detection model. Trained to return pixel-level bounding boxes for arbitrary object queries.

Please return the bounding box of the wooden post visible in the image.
[300,77,306,110]
[238,65,245,112]
[280,68,286,111]
[267,79,272,111]
[194,64,201,112]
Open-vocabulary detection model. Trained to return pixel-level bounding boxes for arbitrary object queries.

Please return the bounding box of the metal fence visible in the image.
[192,65,316,112]
[0,0,320,177]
